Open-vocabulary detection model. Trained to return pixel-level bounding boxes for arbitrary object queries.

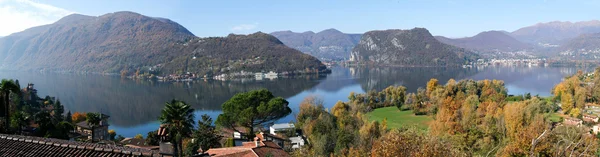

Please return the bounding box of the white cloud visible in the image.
[231,23,258,32]
[0,0,74,36]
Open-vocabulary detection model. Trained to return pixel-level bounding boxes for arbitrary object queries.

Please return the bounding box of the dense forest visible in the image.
[350,28,479,67]
[291,69,600,156]
[162,32,327,76]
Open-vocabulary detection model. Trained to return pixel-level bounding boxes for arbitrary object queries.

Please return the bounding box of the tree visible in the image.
[1,79,20,132]
[223,138,235,147]
[135,134,144,139]
[371,128,462,157]
[53,100,64,121]
[216,89,291,140]
[116,135,125,141]
[426,78,439,97]
[72,112,87,123]
[159,99,195,157]
[86,112,101,142]
[187,114,222,156]
[10,111,28,135]
[146,130,160,146]
[108,130,117,140]
[65,111,72,123]
[561,94,574,113]
[33,111,52,137]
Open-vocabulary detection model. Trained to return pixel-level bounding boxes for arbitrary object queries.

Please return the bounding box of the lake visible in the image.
[0,65,593,137]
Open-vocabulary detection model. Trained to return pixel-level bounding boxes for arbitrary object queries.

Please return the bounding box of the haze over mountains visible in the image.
[270,29,361,61]
[0,11,326,75]
[511,20,600,45]
[269,20,600,61]
[435,31,533,52]
[2,10,600,73]
[557,33,600,59]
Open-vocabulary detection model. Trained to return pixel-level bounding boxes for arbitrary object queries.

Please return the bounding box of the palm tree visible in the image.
[10,111,28,135]
[86,112,101,142]
[1,79,19,132]
[159,99,195,157]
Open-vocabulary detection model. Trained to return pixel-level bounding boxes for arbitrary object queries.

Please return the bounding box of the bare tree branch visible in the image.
[530,129,548,156]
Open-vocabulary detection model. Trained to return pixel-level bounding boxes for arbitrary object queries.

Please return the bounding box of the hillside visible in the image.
[557,33,600,59]
[162,32,327,75]
[511,20,600,45]
[271,29,361,61]
[435,31,532,52]
[0,11,326,75]
[350,28,478,66]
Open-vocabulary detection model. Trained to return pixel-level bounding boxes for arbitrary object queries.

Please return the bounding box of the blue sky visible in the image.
[1,0,599,37]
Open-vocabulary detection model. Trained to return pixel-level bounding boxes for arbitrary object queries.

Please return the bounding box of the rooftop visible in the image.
[0,134,159,156]
[76,121,109,129]
[270,123,294,130]
[205,133,289,157]
[205,141,288,157]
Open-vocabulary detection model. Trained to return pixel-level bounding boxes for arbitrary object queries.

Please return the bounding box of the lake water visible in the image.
[0,65,593,137]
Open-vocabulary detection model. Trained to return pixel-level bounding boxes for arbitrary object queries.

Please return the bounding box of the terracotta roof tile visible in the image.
[0,134,159,156]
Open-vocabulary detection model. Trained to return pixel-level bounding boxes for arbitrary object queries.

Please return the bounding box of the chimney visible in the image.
[254,137,260,148]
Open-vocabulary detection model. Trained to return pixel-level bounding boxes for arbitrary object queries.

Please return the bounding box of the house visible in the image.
[121,138,159,150]
[564,117,583,126]
[256,132,287,149]
[583,114,599,123]
[265,71,278,79]
[75,114,110,141]
[220,127,256,146]
[157,124,175,156]
[268,123,306,149]
[586,103,600,109]
[289,136,305,149]
[205,135,289,157]
[21,83,39,101]
[269,123,295,135]
[0,134,159,156]
[255,73,264,80]
[594,124,600,134]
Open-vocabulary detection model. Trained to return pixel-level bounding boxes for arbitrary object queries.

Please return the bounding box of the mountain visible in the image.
[557,33,600,59]
[271,29,361,61]
[350,28,478,66]
[511,20,600,45]
[163,32,326,75]
[0,11,326,75]
[435,31,532,52]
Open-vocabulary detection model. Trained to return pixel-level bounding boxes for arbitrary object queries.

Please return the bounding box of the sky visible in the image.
[0,0,599,37]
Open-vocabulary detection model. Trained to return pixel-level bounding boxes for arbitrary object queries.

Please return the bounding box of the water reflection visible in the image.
[0,65,593,137]
[350,66,479,92]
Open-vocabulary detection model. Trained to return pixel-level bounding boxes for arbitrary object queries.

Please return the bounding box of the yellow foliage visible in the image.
[426,78,439,97]
[134,134,143,139]
[570,108,581,117]
[72,112,87,123]
[332,101,349,118]
[561,93,574,113]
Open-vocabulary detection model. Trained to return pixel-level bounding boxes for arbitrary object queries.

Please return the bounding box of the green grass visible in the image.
[548,113,563,123]
[366,107,433,130]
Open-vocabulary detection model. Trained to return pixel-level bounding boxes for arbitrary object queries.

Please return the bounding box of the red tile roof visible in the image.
[205,134,289,157]
[0,134,159,156]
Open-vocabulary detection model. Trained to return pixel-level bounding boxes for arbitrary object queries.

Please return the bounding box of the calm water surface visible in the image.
[0,66,592,137]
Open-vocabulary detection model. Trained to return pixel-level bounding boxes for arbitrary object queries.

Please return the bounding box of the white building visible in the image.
[265,71,278,79]
[255,72,264,80]
[289,136,305,149]
[269,123,295,135]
